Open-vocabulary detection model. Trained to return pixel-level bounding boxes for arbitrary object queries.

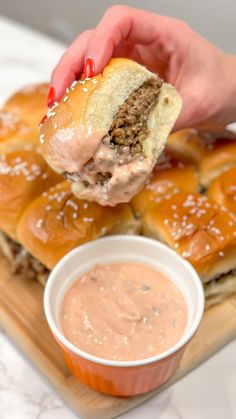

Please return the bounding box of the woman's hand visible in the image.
[50,6,236,131]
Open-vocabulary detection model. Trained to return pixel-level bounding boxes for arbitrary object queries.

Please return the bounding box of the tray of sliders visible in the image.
[0,60,236,419]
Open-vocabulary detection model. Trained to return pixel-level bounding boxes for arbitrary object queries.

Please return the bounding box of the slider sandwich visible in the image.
[142,192,236,306]
[40,58,182,206]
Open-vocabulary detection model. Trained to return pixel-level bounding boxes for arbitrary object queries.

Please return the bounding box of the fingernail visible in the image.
[84,57,95,79]
[39,114,47,127]
[47,86,55,107]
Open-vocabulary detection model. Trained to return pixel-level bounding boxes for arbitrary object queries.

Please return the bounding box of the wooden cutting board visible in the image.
[0,255,236,419]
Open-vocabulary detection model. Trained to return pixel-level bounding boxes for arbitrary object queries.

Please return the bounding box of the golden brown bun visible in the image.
[199,137,236,186]
[40,58,182,205]
[0,134,38,154]
[167,129,206,164]
[0,150,62,240]
[168,130,236,186]
[17,181,140,269]
[0,110,32,141]
[4,83,48,127]
[142,192,236,282]
[208,166,236,213]
[131,150,199,216]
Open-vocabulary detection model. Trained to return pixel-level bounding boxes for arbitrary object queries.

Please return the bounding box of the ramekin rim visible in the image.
[44,235,205,368]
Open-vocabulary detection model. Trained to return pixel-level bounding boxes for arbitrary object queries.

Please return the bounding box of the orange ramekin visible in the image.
[44,235,204,396]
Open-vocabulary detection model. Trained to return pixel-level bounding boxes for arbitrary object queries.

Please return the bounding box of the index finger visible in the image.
[51,30,92,101]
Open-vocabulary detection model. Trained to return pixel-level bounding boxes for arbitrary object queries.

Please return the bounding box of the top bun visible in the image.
[40,58,182,206]
[4,83,49,128]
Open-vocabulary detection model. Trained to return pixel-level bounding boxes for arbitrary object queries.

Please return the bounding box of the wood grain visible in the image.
[0,255,236,419]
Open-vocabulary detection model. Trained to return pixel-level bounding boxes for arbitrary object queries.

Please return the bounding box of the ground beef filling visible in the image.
[1,235,49,285]
[95,77,162,184]
[108,77,162,152]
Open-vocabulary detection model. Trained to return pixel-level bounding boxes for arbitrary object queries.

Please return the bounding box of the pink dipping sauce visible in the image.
[60,263,188,361]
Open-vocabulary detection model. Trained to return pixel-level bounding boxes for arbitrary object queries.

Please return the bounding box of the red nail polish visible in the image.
[47,86,55,107]
[39,114,47,126]
[84,57,95,79]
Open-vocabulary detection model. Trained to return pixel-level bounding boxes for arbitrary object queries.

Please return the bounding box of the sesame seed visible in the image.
[182,250,192,258]
[39,134,45,144]
[83,87,89,92]
[53,122,58,129]
[205,244,210,251]
[71,80,78,88]
[66,199,78,210]
[36,219,43,228]
[47,111,56,118]
[83,217,93,222]
[219,251,224,257]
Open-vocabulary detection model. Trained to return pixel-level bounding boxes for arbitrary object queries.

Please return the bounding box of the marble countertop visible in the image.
[0,15,236,419]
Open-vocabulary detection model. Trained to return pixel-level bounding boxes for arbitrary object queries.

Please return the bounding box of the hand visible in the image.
[50,6,236,131]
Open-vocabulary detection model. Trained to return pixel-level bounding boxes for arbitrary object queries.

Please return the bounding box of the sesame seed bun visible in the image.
[16,181,140,269]
[0,149,62,239]
[40,58,182,206]
[142,192,236,282]
[4,83,49,128]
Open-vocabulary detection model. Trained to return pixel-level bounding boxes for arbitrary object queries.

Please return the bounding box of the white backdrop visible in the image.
[0,0,235,52]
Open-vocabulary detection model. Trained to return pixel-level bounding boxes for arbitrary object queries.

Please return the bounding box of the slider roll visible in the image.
[40,58,182,206]
[0,150,62,239]
[17,181,140,269]
[142,192,236,282]
[4,83,49,128]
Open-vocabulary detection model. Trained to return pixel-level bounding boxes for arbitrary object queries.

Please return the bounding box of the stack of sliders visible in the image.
[1,58,236,308]
[0,82,139,284]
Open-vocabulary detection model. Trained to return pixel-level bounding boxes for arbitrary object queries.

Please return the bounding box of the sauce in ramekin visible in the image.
[60,263,188,361]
